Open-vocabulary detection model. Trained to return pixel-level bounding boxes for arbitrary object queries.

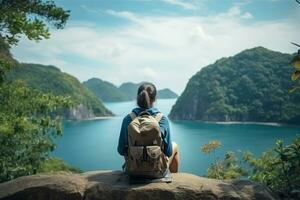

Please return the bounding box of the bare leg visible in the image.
[169,141,179,173]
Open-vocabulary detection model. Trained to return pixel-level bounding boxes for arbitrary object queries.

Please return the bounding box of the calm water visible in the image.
[53,99,300,176]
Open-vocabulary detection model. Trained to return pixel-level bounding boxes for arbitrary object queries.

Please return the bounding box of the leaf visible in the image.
[294,61,300,70]
[289,86,300,93]
[291,71,300,81]
[291,56,300,70]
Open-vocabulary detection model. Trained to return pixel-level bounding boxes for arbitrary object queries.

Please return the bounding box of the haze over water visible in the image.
[53,99,299,175]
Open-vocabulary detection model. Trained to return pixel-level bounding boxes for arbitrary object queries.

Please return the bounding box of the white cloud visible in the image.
[227,6,241,17]
[12,8,299,94]
[223,5,253,20]
[138,67,158,81]
[162,0,197,10]
[241,12,253,19]
[105,9,139,22]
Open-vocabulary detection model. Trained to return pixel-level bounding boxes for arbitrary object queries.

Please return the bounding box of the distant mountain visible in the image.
[85,80,178,102]
[119,82,178,100]
[118,82,142,100]
[118,82,178,101]
[7,64,113,119]
[169,47,300,124]
[157,88,178,99]
[83,78,129,102]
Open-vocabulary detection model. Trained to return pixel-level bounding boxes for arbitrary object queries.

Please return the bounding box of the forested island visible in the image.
[84,78,178,102]
[7,63,113,119]
[169,47,300,124]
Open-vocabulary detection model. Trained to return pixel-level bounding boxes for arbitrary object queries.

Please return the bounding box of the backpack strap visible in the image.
[154,113,163,122]
[139,111,151,116]
[129,112,137,120]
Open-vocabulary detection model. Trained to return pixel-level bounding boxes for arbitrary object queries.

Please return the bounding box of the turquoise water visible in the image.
[53,99,300,176]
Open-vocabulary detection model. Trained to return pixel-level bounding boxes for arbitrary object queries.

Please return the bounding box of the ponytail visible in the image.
[137,83,157,109]
[137,90,151,109]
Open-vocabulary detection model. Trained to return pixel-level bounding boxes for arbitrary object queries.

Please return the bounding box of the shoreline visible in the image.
[205,121,282,126]
[66,115,298,127]
[65,116,116,121]
[171,119,299,127]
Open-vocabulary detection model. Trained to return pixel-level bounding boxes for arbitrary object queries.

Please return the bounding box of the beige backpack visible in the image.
[125,111,168,178]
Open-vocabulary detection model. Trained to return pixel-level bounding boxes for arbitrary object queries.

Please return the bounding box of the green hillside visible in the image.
[83,78,129,102]
[169,47,300,124]
[7,64,113,119]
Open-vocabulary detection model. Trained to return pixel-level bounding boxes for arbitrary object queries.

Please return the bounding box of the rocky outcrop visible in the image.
[66,104,96,120]
[0,171,278,200]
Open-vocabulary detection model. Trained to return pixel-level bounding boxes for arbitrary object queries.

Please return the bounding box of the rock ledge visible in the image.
[0,170,278,200]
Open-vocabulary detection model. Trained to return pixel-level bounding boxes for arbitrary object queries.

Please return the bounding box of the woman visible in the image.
[117,82,179,173]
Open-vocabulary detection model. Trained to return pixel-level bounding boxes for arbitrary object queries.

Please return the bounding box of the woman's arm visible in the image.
[159,115,173,157]
[117,115,132,156]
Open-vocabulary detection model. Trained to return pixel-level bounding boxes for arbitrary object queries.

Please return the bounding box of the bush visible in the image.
[244,137,300,198]
[0,81,72,182]
[203,137,300,198]
[38,157,82,173]
[201,141,247,180]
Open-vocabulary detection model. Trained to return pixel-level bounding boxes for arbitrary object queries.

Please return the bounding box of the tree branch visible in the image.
[291,42,300,48]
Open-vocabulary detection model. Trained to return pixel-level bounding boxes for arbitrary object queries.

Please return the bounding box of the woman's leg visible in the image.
[169,141,179,173]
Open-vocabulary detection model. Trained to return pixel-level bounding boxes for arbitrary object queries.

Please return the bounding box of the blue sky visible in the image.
[12,0,300,94]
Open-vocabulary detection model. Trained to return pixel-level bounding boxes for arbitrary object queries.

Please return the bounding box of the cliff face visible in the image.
[0,170,278,200]
[65,104,96,120]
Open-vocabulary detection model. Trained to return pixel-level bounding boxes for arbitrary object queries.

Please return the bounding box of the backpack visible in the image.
[125,111,168,178]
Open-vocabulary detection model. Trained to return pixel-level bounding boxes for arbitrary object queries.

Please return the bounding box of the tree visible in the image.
[0,0,70,83]
[0,0,72,182]
[0,0,69,45]
[0,81,72,182]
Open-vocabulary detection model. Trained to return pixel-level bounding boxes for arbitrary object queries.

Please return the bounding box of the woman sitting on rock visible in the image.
[117,82,179,178]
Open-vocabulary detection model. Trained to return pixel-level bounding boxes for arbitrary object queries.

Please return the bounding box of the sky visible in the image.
[11,0,300,94]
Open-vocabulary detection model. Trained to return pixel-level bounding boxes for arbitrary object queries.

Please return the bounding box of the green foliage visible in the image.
[170,47,300,124]
[0,0,69,84]
[203,137,300,197]
[289,49,300,92]
[0,81,72,182]
[202,141,246,180]
[201,140,221,154]
[244,138,300,197]
[207,151,247,180]
[0,0,69,45]
[7,64,113,117]
[0,1,81,183]
[37,157,82,173]
[0,38,18,84]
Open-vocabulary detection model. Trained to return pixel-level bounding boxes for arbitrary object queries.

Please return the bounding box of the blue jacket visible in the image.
[117,107,173,157]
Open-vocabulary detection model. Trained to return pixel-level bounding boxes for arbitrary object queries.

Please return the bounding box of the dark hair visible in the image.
[137,83,157,109]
